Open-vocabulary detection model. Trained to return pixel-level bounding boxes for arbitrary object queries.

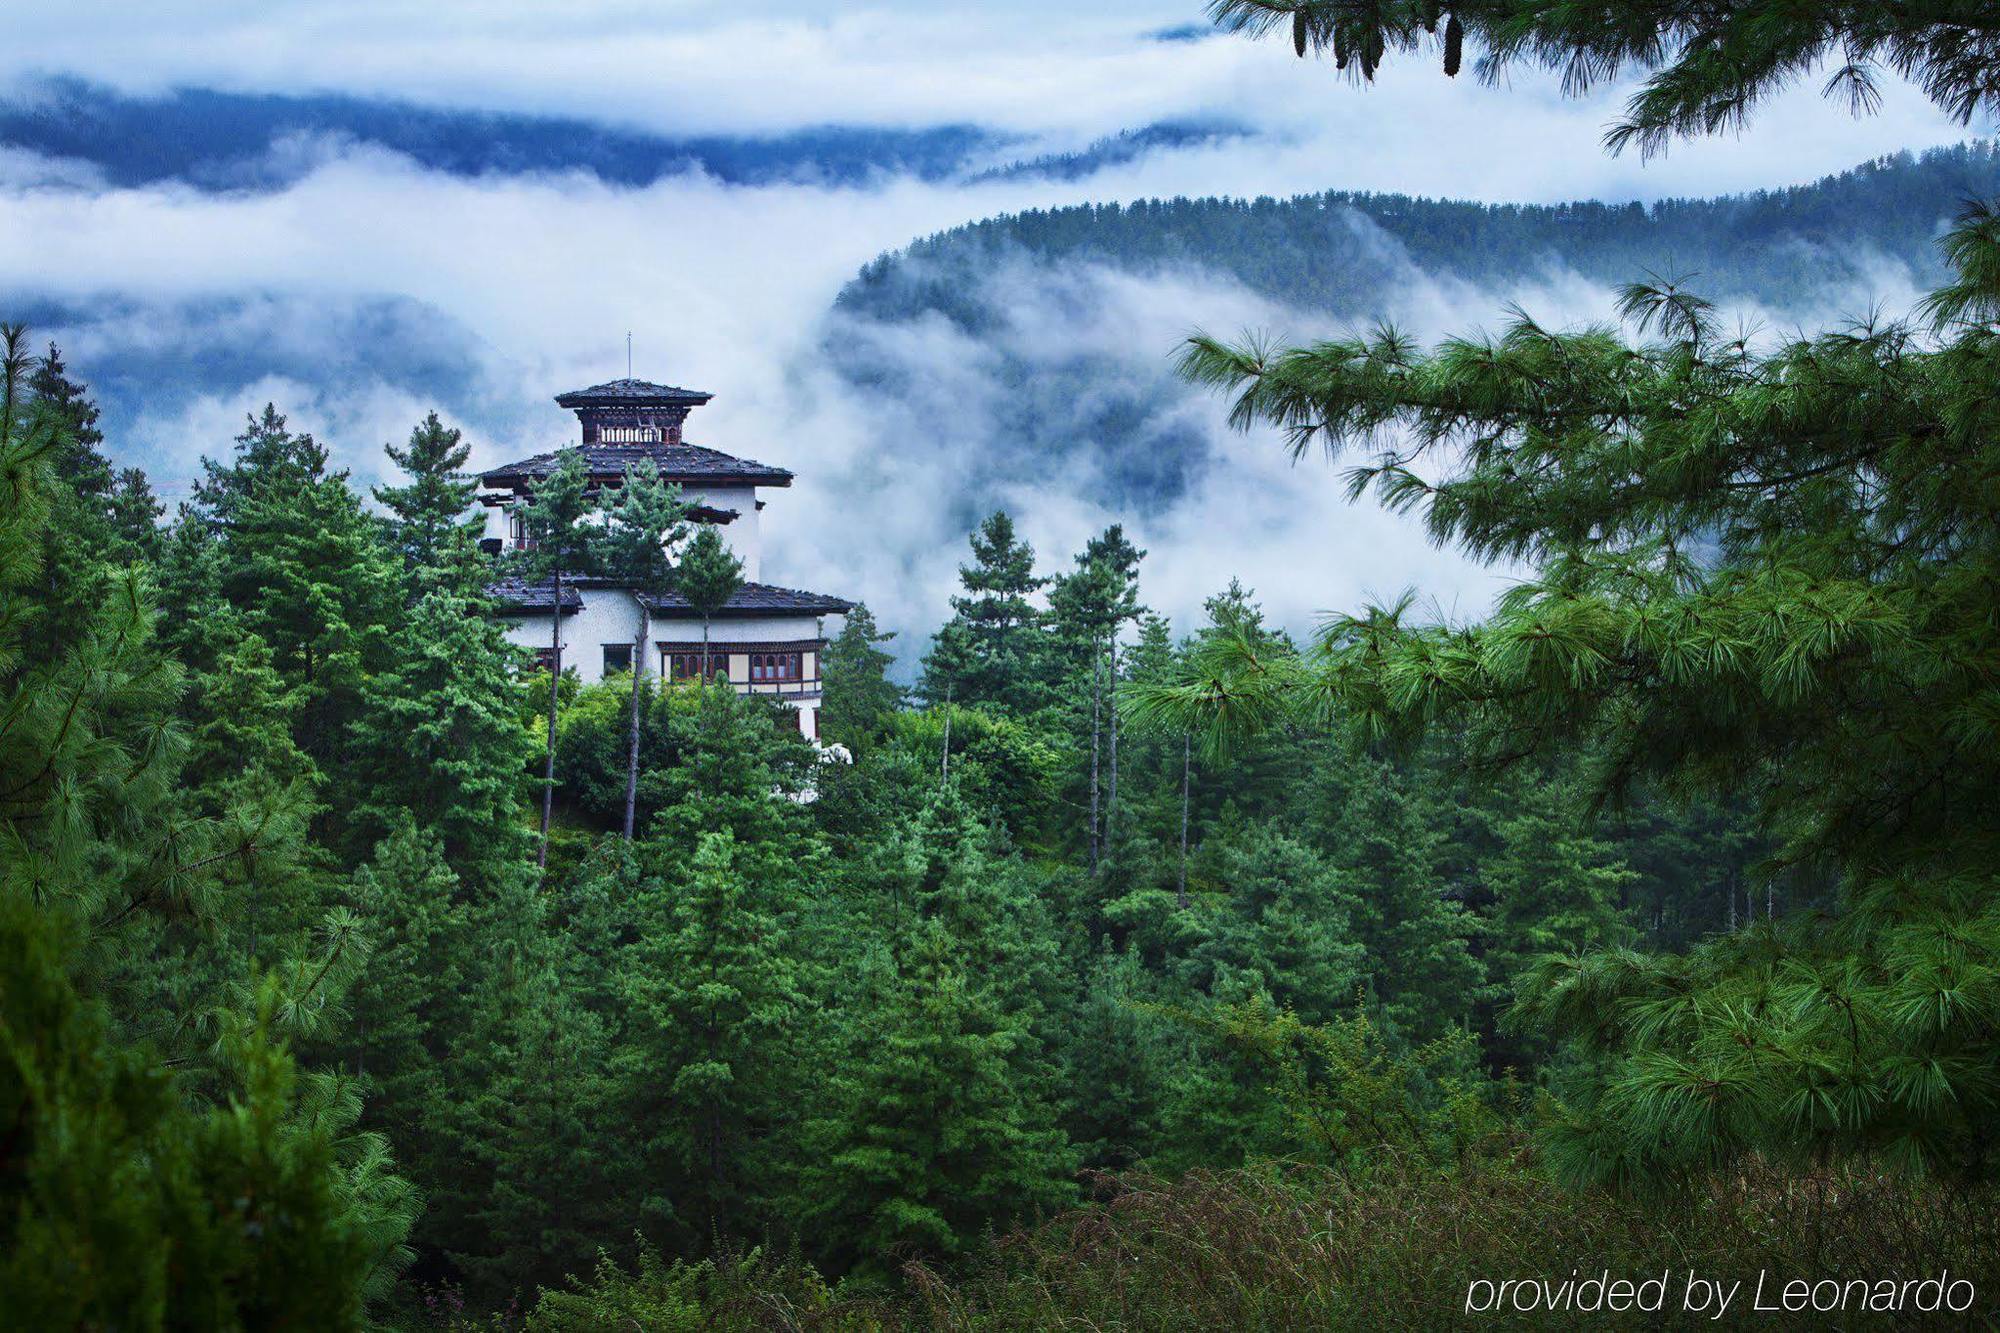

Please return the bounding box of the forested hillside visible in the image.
[846,142,1996,316]
[7,315,1996,1323]
[828,143,1999,515]
[0,77,1240,191]
[16,322,1980,1326]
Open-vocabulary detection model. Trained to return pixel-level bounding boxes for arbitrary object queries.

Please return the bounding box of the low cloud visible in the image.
[0,68,1974,662]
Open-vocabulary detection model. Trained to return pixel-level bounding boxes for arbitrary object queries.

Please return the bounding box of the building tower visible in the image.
[479,377,851,741]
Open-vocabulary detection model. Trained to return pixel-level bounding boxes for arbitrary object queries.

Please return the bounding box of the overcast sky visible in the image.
[6,1,1978,195]
[3,3,1988,652]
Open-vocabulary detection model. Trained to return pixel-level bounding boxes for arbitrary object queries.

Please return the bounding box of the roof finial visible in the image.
[627,331,632,380]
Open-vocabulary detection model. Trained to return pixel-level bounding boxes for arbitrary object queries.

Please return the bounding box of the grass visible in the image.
[475,1145,2000,1330]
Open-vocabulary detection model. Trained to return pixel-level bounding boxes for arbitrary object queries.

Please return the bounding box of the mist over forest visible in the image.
[8,4,2000,1325]
[830,140,1992,528]
[7,82,1989,650]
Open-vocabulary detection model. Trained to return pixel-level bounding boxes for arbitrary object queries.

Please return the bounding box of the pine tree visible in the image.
[25,341,140,649]
[106,467,163,564]
[1122,613,1194,905]
[1048,526,1144,870]
[1061,944,1175,1170]
[919,510,1046,712]
[1321,761,1485,1041]
[1204,2,2000,156]
[453,917,625,1301]
[616,830,806,1248]
[153,500,236,678]
[802,917,1075,1277]
[2,894,418,1327]
[675,523,743,684]
[0,325,415,1323]
[1150,25,2000,1183]
[818,601,901,750]
[190,404,402,783]
[601,461,688,838]
[1479,787,1638,989]
[520,448,596,870]
[185,631,319,807]
[643,684,822,874]
[1184,821,1368,1026]
[341,819,474,1207]
[799,789,1075,1272]
[28,340,109,500]
[193,403,327,526]
[344,587,533,871]
[374,410,486,594]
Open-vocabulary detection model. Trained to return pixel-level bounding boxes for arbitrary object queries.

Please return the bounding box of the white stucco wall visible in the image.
[502,589,833,749]
[679,484,761,581]
[650,614,828,645]
[500,586,649,685]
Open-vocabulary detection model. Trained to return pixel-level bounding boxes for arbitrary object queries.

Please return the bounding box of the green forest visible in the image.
[842,140,2000,324]
[9,2,2000,1329]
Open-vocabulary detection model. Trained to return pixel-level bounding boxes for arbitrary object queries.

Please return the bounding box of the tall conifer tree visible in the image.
[520,448,596,869]
[602,461,687,838]
[374,411,486,594]
[818,601,901,750]
[921,509,1046,711]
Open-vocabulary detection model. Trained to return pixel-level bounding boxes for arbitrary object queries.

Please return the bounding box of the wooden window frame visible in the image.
[665,651,728,682]
[749,651,802,683]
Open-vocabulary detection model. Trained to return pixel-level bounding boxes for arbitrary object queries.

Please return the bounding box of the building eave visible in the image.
[642,582,853,618]
[477,442,793,490]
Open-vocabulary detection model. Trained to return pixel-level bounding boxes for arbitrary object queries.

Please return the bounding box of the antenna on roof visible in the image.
[627,331,633,380]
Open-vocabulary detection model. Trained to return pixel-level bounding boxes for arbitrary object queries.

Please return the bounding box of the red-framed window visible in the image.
[530,648,558,675]
[749,652,802,682]
[665,652,728,682]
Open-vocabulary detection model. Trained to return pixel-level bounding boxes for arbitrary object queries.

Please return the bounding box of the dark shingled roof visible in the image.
[645,582,853,618]
[488,574,582,615]
[480,442,793,488]
[555,378,713,408]
[487,578,850,619]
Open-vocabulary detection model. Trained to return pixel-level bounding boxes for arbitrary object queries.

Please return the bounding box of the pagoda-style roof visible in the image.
[555,378,714,408]
[480,442,793,489]
[488,577,850,619]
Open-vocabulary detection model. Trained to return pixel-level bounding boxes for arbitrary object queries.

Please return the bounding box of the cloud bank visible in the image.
[0,5,1986,659]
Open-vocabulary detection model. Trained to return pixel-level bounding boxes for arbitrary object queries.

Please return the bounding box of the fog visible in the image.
[0,10,1980,659]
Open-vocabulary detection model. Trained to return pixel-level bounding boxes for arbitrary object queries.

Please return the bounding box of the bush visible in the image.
[911,1158,2000,1330]
[449,1153,2000,1330]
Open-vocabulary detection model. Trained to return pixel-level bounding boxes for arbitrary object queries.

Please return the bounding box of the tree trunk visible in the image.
[1767,880,1774,920]
[1088,648,1101,875]
[940,682,952,785]
[539,564,561,870]
[701,617,712,685]
[1106,638,1120,852]
[1178,733,1191,909]
[623,601,647,841]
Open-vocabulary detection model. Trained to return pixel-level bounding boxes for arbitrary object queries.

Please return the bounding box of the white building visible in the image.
[481,378,850,741]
